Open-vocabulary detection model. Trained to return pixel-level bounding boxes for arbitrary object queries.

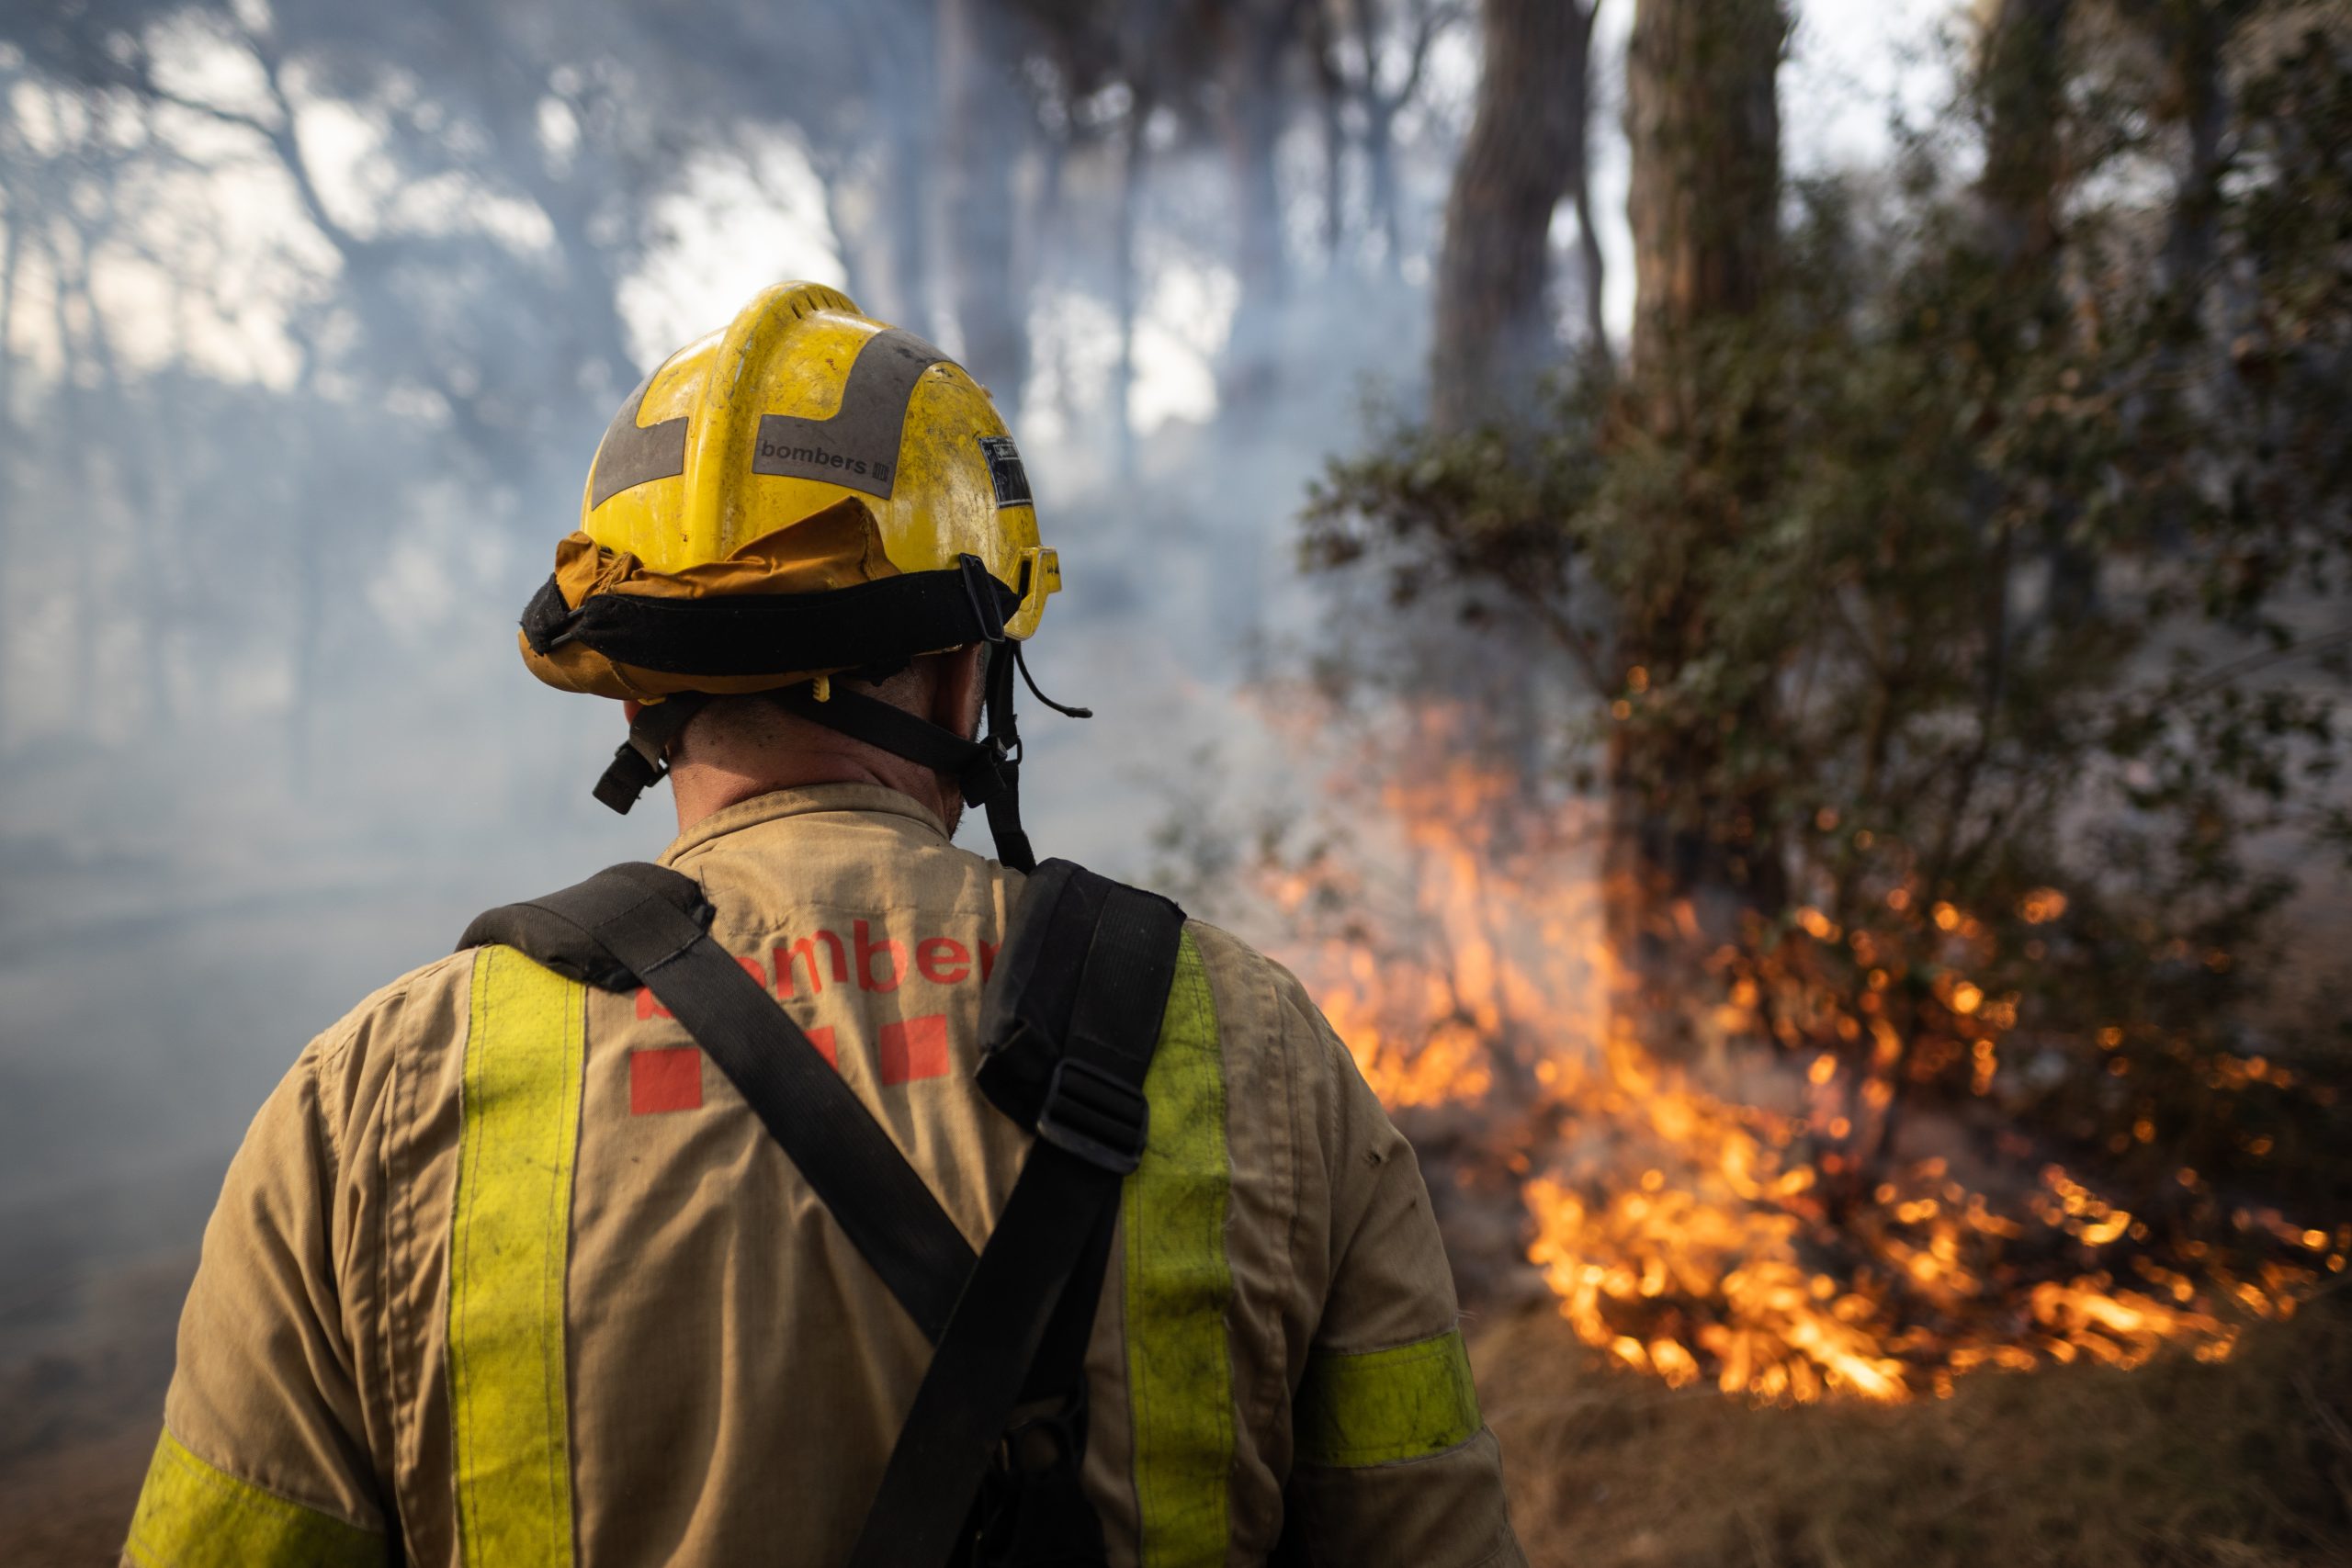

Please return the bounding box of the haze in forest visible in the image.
[0,0,1939,1215]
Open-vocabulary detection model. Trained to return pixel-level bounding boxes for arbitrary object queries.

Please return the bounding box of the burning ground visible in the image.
[1254,705,2346,1408]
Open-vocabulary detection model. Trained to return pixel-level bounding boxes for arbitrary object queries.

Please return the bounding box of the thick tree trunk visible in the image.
[1975,0,2094,625]
[938,0,1031,413]
[1606,0,1787,1063]
[1975,0,2072,288]
[1624,0,1782,433]
[1429,0,1600,431]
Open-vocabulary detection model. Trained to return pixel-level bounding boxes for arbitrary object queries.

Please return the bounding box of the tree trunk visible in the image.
[1606,0,1787,1065]
[1114,91,1154,479]
[1218,0,1299,412]
[878,1,941,334]
[1308,1,1349,258]
[1570,119,1609,360]
[1975,0,2072,290]
[938,0,1032,413]
[1429,0,1600,431]
[883,112,938,334]
[1365,95,1405,276]
[1624,0,1782,434]
[1974,0,2095,625]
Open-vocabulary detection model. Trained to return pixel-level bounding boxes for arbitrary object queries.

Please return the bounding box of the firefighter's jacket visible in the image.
[125,784,1524,1567]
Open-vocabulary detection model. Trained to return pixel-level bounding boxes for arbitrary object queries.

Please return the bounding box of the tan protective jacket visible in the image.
[126,784,1522,1568]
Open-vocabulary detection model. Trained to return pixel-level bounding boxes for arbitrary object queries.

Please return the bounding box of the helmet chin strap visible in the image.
[592,645,1089,875]
[767,643,1088,874]
[594,692,712,816]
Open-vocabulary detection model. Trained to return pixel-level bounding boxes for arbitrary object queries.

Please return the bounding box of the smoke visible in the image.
[0,0,1946,1369]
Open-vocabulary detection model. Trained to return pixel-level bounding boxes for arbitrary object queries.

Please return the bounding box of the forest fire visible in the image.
[1265,726,2341,1404]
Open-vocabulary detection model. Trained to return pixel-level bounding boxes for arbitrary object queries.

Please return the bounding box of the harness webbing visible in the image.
[458,856,1187,1568]
[459,862,976,1340]
[848,870,1182,1568]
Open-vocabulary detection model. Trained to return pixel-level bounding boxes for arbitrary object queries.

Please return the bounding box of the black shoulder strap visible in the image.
[847,863,1184,1568]
[459,862,976,1341]
[459,857,1186,1568]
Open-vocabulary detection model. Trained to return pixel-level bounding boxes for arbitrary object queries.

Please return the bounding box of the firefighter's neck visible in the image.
[646,647,987,839]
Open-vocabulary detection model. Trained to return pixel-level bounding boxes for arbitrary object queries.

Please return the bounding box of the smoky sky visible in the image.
[0,0,1930,1252]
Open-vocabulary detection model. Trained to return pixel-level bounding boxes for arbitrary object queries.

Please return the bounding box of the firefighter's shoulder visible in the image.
[275,947,477,1145]
[1182,917,1359,1077]
[1177,916,1395,1169]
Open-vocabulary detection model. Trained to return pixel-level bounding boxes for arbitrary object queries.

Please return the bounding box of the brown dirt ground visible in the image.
[1473,1284,2352,1568]
[0,1241,190,1566]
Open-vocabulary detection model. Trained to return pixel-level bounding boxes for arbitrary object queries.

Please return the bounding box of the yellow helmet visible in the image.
[520,281,1079,866]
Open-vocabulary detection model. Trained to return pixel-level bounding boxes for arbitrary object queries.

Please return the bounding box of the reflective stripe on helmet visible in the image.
[1294,1327,1484,1468]
[124,1429,383,1568]
[1121,931,1235,1567]
[588,366,690,509]
[750,327,950,499]
[447,946,587,1567]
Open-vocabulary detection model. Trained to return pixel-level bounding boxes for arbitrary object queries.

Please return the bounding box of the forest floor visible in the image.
[4,1232,2347,1566]
[1476,1284,2352,1568]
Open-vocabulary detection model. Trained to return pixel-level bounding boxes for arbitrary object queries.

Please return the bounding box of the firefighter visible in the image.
[124,282,1524,1568]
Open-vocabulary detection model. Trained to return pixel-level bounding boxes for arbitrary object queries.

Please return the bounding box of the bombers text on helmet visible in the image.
[517,281,1080,870]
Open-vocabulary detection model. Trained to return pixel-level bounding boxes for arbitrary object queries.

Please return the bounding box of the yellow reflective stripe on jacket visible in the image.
[1123,928,1233,1568]
[124,1428,384,1568]
[448,946,586,1566]
[1295,1327,1483,1467]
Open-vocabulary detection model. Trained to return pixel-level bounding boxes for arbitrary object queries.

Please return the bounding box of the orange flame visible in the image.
[1264,713,2332,1403]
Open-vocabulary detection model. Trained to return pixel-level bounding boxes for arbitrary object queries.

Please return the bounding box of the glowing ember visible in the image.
[1264,718,2334,1403]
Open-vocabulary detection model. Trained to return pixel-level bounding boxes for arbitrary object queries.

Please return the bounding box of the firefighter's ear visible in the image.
[622,699,643,726]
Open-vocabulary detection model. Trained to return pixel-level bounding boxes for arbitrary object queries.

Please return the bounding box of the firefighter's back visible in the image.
[128,783,1522,1567]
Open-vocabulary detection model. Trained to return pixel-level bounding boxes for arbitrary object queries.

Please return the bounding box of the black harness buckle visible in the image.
[1034,1055,1148,1175]
[958,733,1021,808]
[591,734,667,815]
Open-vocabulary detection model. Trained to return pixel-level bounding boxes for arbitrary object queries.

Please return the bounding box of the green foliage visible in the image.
[1303,13,2352,1217]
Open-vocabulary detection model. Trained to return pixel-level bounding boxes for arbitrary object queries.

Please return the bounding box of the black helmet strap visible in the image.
[765,644,1037,872]
[593,692,711,815]
[590,643,1084,876]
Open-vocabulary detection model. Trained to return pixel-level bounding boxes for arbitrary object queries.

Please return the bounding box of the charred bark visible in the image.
[1430,0,1600,431]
